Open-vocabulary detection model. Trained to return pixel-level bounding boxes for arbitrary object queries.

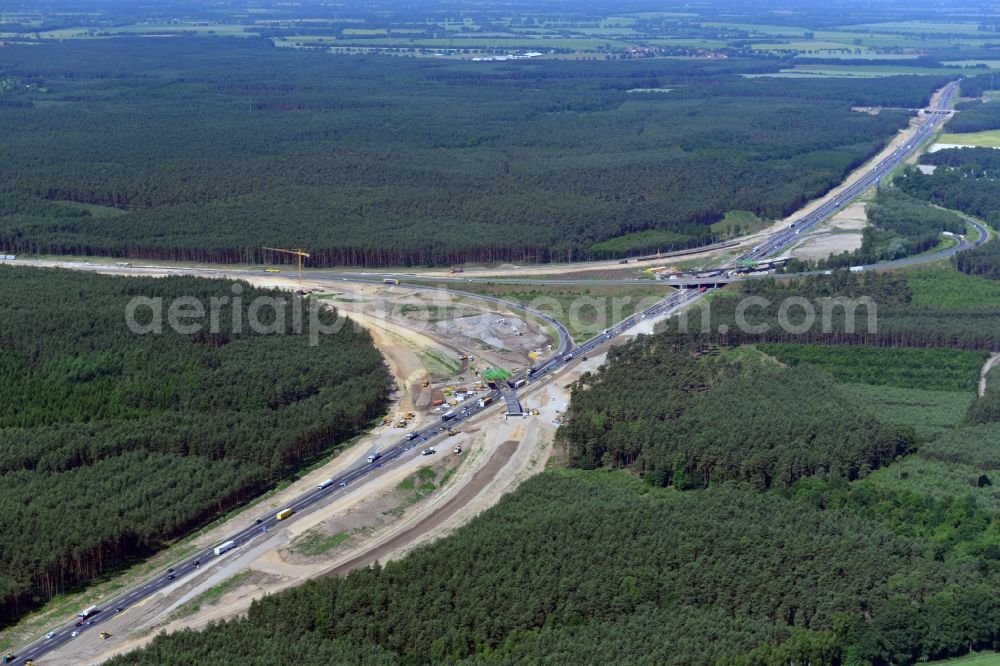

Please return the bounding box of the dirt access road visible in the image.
[30,275,567,664]
[44,278,658,665]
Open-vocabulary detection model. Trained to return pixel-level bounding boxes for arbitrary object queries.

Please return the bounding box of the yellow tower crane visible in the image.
[262,247,310,281]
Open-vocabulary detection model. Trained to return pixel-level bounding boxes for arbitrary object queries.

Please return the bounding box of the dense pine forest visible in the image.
[557,334,914,487]
[110,470,1000,666]
[0,267,390,625]
[112,314,1000,666]
[0,38,949,266]
[108,264,1000,665]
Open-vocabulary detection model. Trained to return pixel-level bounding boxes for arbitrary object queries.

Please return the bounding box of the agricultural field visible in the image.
[938,130,1000,147]
[9,1,1000,64]
[838,383,973,438]
[757,344,987,391]
[12,2,1000,665]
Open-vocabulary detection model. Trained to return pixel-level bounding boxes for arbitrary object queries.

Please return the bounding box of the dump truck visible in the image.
[275,507,294,521]
[213,540,236,556]
[478,395,493,408]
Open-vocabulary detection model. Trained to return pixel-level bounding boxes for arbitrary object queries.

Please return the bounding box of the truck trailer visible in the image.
[213,540,236,556]
[77,606,99,619]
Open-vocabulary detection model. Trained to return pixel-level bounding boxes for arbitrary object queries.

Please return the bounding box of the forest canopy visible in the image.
[0,267,390,626]
[556,333,914,488]
[110,469,1000,666]
[0,38,949,266]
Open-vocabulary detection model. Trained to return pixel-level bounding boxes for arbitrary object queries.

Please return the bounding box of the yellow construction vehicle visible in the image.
[447,429,459,436]
[262,247,310,281]
[100,631,112,640]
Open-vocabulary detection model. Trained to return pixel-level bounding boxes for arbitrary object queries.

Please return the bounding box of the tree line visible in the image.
[556,332,914,489]
[0,38,948,266]
[110,470,1000,666]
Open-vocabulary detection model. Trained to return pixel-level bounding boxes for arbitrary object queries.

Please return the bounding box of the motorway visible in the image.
[4,78,984,666]
[739,80,960,264]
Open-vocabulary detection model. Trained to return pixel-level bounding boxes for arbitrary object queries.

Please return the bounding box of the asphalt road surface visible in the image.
[4,78,983,666]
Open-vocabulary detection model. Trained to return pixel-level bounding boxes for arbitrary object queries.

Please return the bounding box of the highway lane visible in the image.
[3,78,978,666]
[8,387,508,665]
[7,262,688,666]
[7,280,578,666]
[741,81,960,264]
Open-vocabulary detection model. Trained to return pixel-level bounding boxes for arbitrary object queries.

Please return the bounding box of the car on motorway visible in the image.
[70,631,79,638]
[167,574,175,580]
[116,606,125,612]
[254,518,263,524]
[44,632,55,640]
